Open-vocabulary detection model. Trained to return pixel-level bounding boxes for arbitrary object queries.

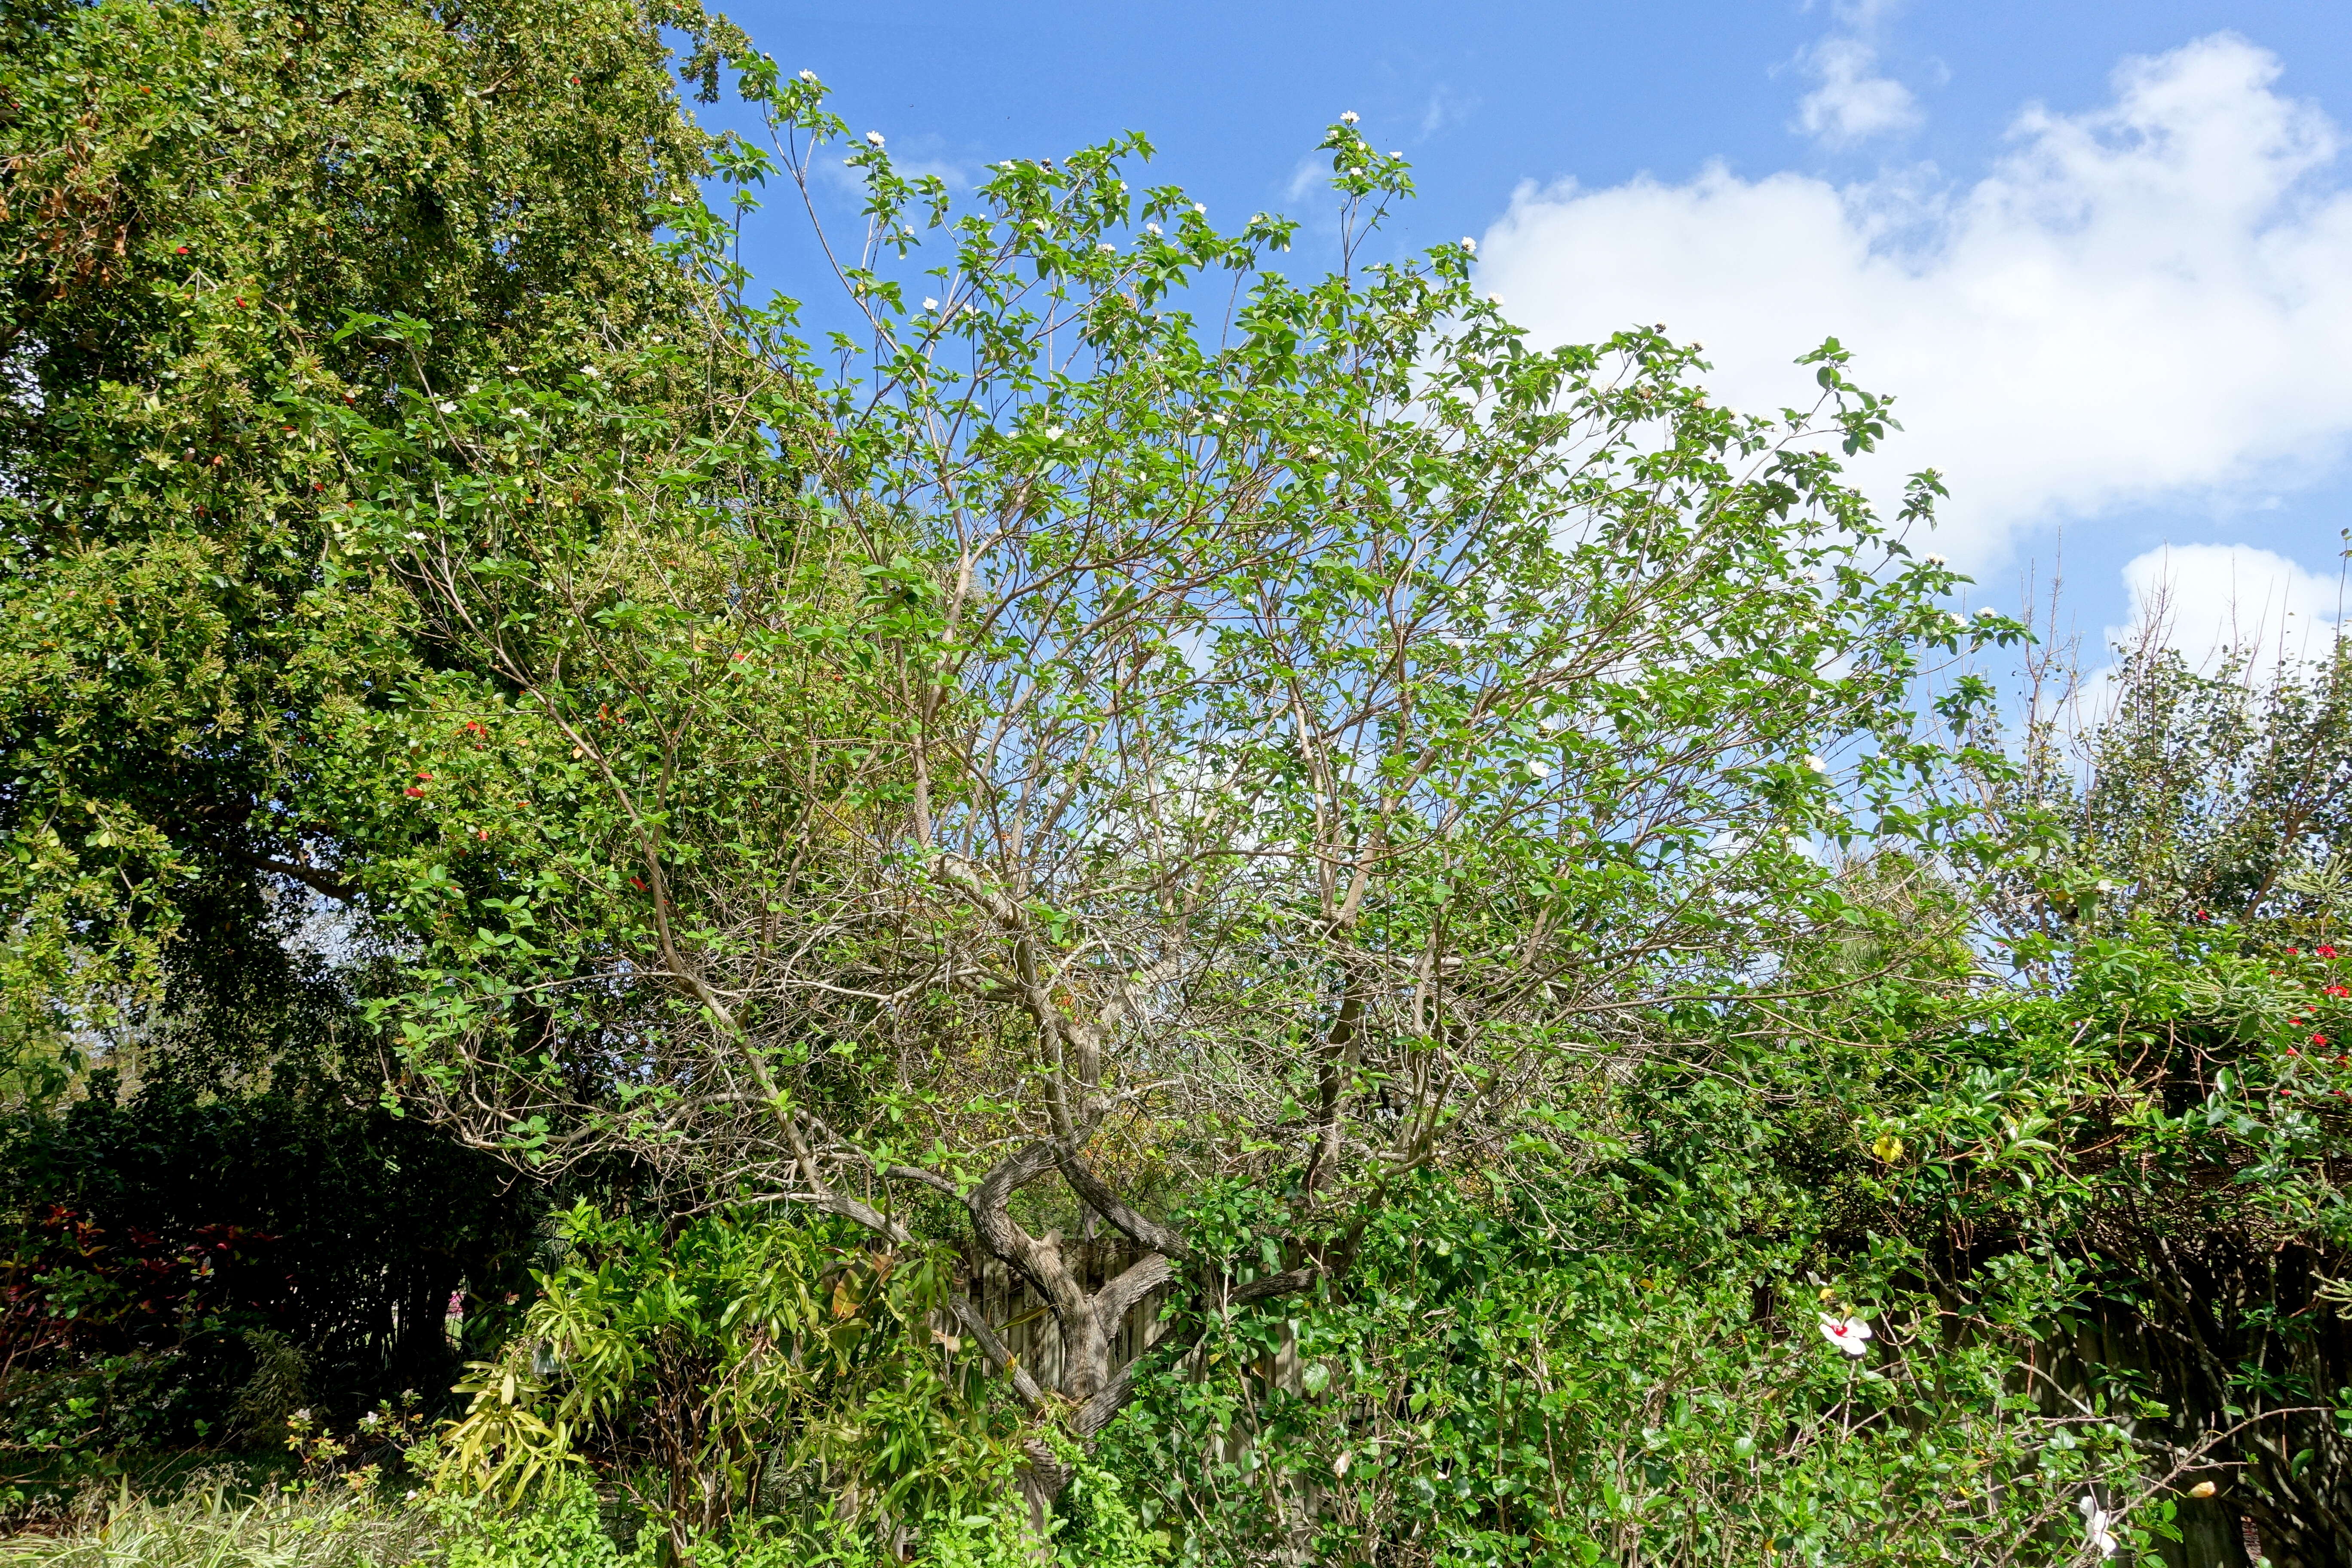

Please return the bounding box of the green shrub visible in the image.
[435,1205,1023,1562]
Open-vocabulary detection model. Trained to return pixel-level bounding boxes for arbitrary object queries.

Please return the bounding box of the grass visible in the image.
[0,1476,440,1568]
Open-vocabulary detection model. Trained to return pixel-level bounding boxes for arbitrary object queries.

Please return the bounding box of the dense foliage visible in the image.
[4,1,2350,1565]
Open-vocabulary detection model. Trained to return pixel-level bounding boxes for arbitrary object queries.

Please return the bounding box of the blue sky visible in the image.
[710,0,2352,675]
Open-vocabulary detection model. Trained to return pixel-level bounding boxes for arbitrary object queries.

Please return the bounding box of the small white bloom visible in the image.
[2094,878,2115,894]
[1144,222,1161,236]
[1099,242,1116,254]
[1924,553,1946,566]
[922,297,938,312]
[1817,1313,1872,1356]
[1044,426,1064,439]
[435,401,456,414]
[2079,1496,2118,1558]
[581,364,599,377]
[1304,445,1323,459]
[797,68,818,83]
[1340,110,1359,124]
[404,1489,419,1501]
[1526,760,1552,778]
[1460,237,1476,253]
[1192,202,1207,214]
[508,407,525,416]
[1802,754,1829,775]
[865,130,885,147]
[1975,606,1997,618]
[1947,612,1967,629]
[1487,293,1503,306]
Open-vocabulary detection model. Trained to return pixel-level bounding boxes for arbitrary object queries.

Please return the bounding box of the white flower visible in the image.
[1487,293,1503,305]
[1340,110,1359,124]
[1304,445,1323,459]
[1144,223,1161,236]
[1526,760,1552,778]
[796,68,817,83]
[1817,1313,1872,1356]
[2094,878,2115,894]
[1802,754,1829,775]
[922,297,938,312]
[1044,426,1064,439]
[1924,553,1946,566]
[1947,612,1967,629]
[1460,236,1477,253]
[436,401,456,414]
[865,130,885,147]
[2080,1495,2118,1558]
[1975,606,1997,618]
[1192,202,1207,214]
[1099,242,1116,254]
[580,364,600,377]
[404,1489,419,1501]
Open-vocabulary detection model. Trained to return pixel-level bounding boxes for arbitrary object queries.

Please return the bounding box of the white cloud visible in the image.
[1796,37,1922,147]
[1479,34,2352,569]
[2108,543,2343,673]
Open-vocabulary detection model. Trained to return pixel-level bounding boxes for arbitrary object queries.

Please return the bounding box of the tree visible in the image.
[355,75,2009,1508]
[1968,608,2352,1565]
[0,0,747,1083]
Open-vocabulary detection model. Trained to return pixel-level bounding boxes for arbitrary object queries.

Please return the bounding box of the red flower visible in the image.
[404,786,425,798]
[2323,946,2340,959]
[2314,1035,2331,1047]
[630,876,648,891]
[2326,985,2349,998]
[2289,947,2301,956]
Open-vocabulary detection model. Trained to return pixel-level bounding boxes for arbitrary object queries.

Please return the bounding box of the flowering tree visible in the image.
[328,73,2008,1498]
